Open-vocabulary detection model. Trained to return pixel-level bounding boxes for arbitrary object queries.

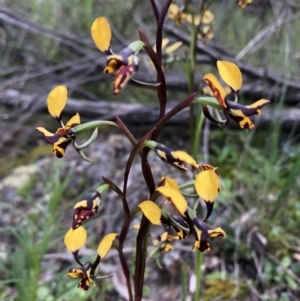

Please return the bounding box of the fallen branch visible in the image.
[1,7,300,105]
[1,89,300,130]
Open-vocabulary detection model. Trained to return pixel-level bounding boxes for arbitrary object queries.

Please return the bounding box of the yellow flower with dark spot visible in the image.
[66,261,95,291]
[36,86,80,158]
[168,3,186,26]
[154,143,198,174]
[66,233,118,290]
[203,60,270,129]
[190,216,226,252]
[153,231,178,253]
[160,208,225,252]
[91,17,139,95]
[194,168,220,221]
[158,173,220,222]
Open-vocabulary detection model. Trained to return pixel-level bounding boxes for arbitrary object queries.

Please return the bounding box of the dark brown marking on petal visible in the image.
[227,101,258,116]
[41,133,63,144]
[154,144,189,174]
[56,127,69,136]
[113,64,138,95]
[78,278,90,290]
[204,78,228,108]
[198,240,210,252]
[72,191,101,229]
[228,111,254,129]
[53,147,64,158]
[203,201,214,222]
[54,138,72,157]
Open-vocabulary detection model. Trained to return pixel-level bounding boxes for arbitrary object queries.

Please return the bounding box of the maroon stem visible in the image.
[150,0,159,24]
[155,0,173,119]
[102,177,133,301]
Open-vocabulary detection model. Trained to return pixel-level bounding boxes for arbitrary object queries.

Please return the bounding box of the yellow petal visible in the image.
[163,177,179,190]
[153,38,169,52]
[97,233,118,259]
[138,200,161,225]
[161,38,170,50]
[186,14,199,25]
[66,112,81,127]
[203,73,227,108]
[156,186,187,216]
[228,109,255,129]
[208,227,226,238]
[165,41,182,54]
[202,85,231,97]
[36,127,54,137]
[163,244,173,252]
[160,232,168,242]
[217,60,242,92]
[64,226,87,253]
[203,11,214,24]
[245,99,270,115]
[168,4,186,25]
[171,150,197,168]
[195,170,219,202]
[104,59,119,74]
[66,269,85,278]
[91,17,112,52]
[168,3,180,16]
[186,11,214,25]
[47,85,68,118]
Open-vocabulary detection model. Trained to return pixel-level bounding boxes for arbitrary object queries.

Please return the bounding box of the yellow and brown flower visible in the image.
[194,166,220,221]
[188,214,226,252]
[152,231,180,253]
[154,143,198,174]
[36,85,80,158]
[159,206,225,252]
[72,191,101,229]
[91,17,139,95]
[66,233,118,290]
[157,172,219,220]
[168,3,186,26]
[203,60,270,129]
[66,261,95,290]
[161,212,190,240]
[150,38,182,70]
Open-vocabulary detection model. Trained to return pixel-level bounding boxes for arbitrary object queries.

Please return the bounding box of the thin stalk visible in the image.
[192,110,205,159]
[188,15,197,149]
[194,251,203,301]
[188,2,211,300]
[181,265,188,301]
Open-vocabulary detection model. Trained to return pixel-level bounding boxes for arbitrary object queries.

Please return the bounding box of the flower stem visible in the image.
[194,251,203,301]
